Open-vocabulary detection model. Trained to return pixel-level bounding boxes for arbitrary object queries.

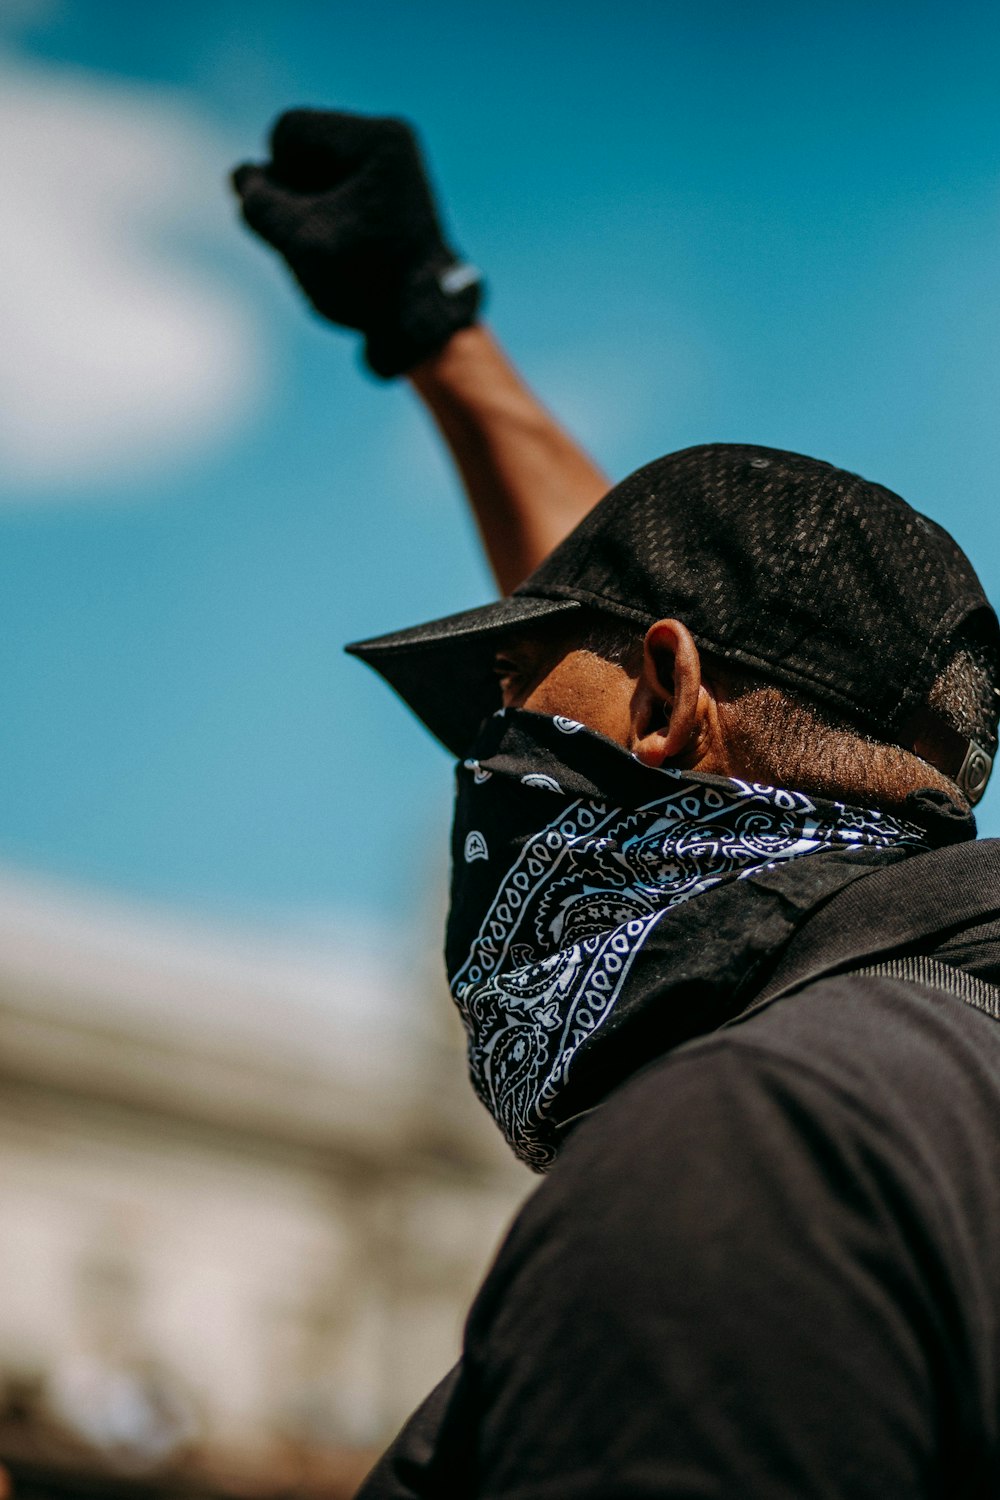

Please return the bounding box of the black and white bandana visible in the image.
[446,710,930,1170]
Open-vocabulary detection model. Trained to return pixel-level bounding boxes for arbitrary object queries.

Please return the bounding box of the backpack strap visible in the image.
[853,955,1000,1022]
[727,840,1000,1026]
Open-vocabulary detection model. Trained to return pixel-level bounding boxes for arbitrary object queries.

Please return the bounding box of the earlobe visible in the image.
[631,619,705,768]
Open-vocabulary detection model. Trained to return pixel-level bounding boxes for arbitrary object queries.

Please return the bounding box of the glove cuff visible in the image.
[363,258,484,379]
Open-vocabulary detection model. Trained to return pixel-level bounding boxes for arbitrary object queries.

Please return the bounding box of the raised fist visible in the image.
[232,108,483,378]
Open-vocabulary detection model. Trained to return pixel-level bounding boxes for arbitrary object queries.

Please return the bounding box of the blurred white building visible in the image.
[0,866,526,1485]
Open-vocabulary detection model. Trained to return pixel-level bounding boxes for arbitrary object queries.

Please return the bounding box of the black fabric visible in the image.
[737,836,1000,1020]
[347,444,1000,758]
[358,838,1000,1500]
[232,109,482,377]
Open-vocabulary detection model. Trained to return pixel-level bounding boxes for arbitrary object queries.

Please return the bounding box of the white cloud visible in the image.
[0,57,263,492]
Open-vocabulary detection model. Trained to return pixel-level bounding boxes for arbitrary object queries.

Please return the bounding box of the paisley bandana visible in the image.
[446,710,930,1170]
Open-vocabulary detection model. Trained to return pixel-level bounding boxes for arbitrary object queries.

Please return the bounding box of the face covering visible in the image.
[446,709,929,1170]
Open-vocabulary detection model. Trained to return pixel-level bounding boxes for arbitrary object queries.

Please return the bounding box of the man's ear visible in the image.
[631,619,707,767]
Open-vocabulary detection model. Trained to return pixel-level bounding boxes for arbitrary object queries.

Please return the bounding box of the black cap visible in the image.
[346,443,999,780]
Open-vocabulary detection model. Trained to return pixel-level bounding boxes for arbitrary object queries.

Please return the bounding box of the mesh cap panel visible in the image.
[516,445,997,740]
[348,444,999,756]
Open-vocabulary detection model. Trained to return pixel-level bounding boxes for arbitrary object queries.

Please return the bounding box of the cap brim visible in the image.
[345,595,582,755]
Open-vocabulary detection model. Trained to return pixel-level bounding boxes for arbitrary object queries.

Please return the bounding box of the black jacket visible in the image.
[360,836,1000,1500]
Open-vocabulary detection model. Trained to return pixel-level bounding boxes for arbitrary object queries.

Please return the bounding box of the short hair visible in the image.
[576,612,999,810]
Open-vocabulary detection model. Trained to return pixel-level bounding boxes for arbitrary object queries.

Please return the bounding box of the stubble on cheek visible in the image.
[520,649,637,748]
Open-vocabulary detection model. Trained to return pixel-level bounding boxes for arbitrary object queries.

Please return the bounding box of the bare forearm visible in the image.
[409,326,610,595]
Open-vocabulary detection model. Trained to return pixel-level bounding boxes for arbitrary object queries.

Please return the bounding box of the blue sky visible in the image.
[1,1,999,925]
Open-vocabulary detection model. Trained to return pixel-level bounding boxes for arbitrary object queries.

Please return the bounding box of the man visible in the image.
[233,111,1000,1497]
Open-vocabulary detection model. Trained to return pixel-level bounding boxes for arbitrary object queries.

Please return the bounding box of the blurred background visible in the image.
[0,0,999,1493]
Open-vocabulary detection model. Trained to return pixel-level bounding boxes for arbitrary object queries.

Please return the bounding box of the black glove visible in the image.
[232,108,483,378]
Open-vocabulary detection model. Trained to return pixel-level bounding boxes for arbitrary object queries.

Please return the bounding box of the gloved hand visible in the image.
[232,108,483,378]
